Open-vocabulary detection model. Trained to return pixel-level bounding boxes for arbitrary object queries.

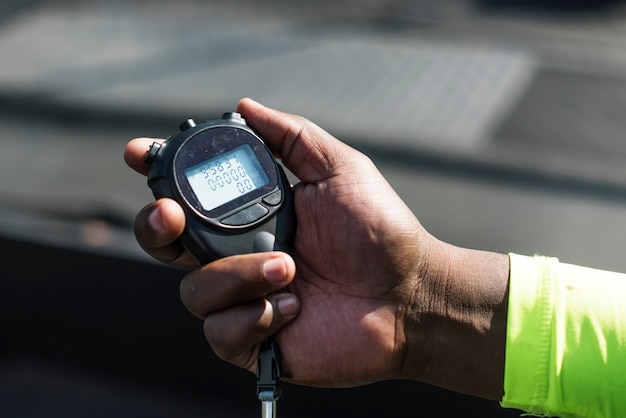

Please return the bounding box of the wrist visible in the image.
[399,241,510,400]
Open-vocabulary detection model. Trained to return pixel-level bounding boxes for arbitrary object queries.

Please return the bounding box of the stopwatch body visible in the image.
[144,112,295,264]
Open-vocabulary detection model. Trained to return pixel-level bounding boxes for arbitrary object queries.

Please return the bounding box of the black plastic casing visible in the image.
[145,112,295,264]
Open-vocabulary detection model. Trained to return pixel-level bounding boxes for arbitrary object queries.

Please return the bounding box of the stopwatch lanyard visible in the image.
[256,339,283,418]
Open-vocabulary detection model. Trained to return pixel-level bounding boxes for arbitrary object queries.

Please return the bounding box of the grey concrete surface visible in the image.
[2,0,626,267]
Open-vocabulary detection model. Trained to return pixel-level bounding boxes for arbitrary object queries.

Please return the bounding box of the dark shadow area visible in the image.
[0,89,189,138]
[477,0,626,13]
[357,142,626,205]
[0,0,45,25]
[4,87,626,210]
[0,235,522,417]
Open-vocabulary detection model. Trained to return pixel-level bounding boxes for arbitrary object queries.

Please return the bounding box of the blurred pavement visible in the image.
[1,0,626,267]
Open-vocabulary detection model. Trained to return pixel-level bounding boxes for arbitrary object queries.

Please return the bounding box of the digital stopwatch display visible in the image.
[184,144,270,212]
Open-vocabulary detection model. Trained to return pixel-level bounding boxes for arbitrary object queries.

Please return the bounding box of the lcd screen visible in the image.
[185,144,270,212]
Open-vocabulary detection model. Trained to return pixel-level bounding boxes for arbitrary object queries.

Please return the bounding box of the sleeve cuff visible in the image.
[501,253,557,415]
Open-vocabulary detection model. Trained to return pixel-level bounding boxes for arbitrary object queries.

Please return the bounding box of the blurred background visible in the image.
[2,0,626,416]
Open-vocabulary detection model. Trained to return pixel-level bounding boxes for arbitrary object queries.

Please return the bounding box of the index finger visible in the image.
[235,98,356,183]
[124,137,164,176]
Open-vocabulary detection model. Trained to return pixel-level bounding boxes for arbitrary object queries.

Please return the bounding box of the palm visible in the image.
[276,155,422,387]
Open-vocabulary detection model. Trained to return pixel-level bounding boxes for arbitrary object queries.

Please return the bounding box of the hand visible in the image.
[125,99,510,398]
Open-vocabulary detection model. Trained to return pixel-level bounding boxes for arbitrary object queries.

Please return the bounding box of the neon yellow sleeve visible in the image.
[501,254,626,418]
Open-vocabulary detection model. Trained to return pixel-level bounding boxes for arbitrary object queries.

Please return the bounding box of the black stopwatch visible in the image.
[144,112,296,264]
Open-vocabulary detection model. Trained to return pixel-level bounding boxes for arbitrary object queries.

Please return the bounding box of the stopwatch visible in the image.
[144,112,295,263]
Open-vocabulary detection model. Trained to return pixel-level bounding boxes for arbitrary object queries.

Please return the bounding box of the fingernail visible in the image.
[276,294,300,318]
[148,206,165,232]
[263,257,287,284]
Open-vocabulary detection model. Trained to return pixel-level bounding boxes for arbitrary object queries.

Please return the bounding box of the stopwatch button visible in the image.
[179,118,197,131]
[221,204,269,226]
[144,142,161,164]
[262,190,282,206]
[222,112,245,123]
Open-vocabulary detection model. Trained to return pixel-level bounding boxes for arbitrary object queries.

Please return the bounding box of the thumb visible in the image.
[235,98,351,183]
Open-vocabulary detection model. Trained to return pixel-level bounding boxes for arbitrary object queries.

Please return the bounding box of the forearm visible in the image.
[400,240,510,400]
